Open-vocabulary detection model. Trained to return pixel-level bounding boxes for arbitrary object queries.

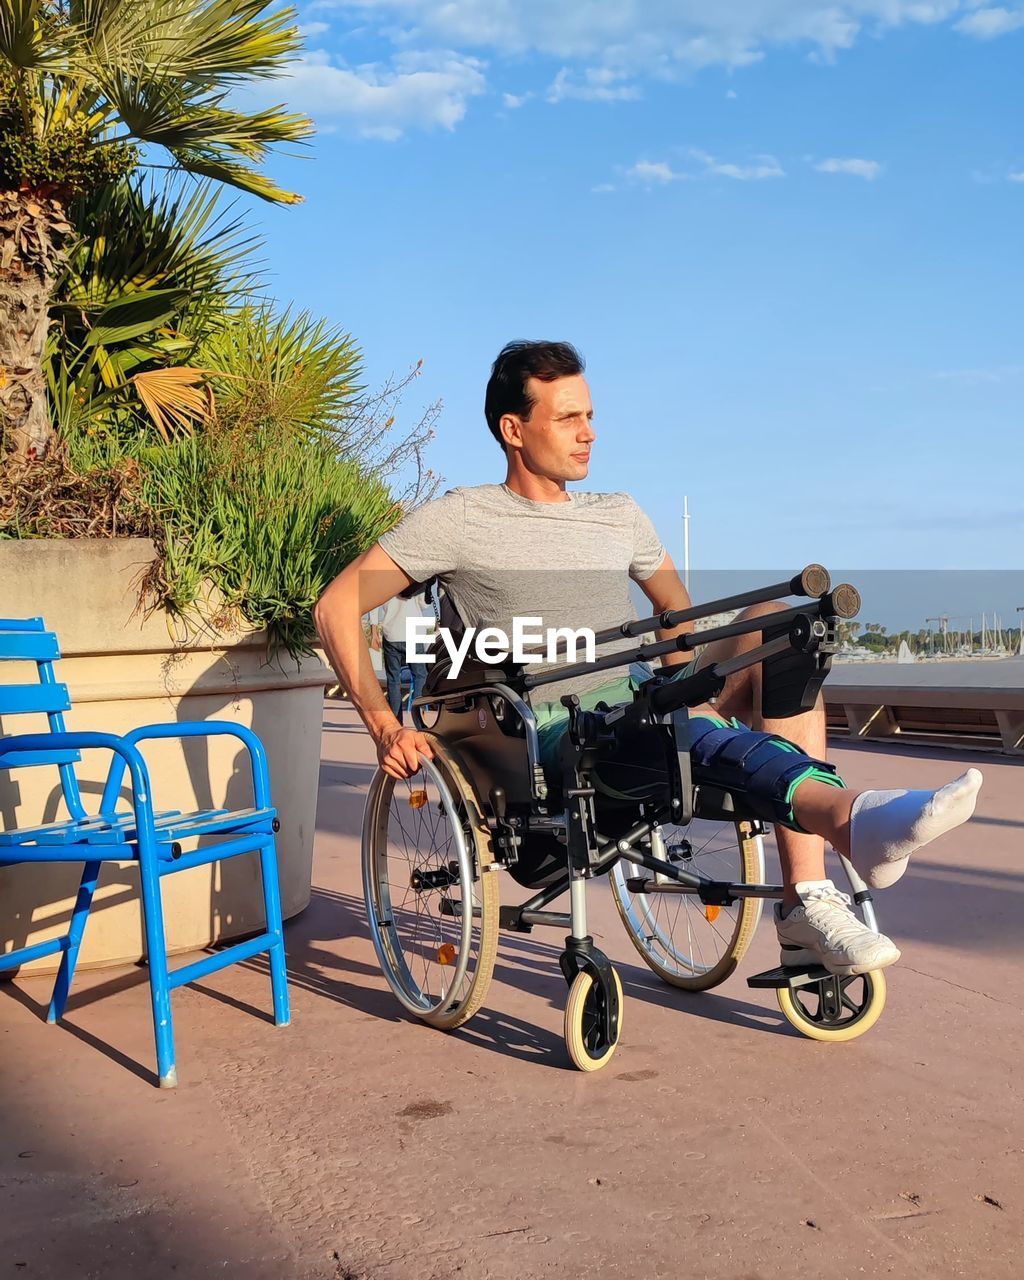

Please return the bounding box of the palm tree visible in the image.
[0,0,312,458]
[48,176,262,440]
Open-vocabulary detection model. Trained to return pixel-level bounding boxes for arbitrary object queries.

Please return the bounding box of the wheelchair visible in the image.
[361,566,887,1071]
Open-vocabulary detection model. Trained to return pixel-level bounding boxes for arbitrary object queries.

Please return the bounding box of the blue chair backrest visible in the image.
[0,617,86,821]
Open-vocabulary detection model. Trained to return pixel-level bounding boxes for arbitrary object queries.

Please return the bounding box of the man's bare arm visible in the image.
[636,551,695,668]
[314,543,434,778]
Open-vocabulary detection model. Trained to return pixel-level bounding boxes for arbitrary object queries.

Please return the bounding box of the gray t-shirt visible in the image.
[377,483,667,701]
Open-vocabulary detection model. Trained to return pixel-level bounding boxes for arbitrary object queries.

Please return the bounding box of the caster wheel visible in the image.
[564,967,624,1072]
[777,969,886,1042]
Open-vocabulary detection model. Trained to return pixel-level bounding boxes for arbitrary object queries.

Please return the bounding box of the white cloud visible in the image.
[725,88,738,99]
[1009,170,1024,182]
[625,151,786,185]
[547,67,641,103]
[318,1,968,74]
[814,156,882,179]
[691,148,785,180]
[627,160,682,184]
[954,6,1024,38]
[267,49,486,139]
[933,365,1023,383]
[298,21,331,38]
[502,91,528,109]
[591,182,617,194]
[293,3,1020,138]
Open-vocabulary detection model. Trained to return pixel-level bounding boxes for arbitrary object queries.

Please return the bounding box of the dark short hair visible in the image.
[484,340,585,450]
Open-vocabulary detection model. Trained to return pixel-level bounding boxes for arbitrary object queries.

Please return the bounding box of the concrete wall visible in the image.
[826,659,1024,755]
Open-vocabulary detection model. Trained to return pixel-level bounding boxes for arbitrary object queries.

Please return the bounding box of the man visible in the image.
[315,341,981,976]
[370,584,432,723]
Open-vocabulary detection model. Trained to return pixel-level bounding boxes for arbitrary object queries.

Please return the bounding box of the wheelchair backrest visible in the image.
[418,586,528,699]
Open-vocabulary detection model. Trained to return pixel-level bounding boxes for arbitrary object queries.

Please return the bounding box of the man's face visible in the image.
[501,374,596,481]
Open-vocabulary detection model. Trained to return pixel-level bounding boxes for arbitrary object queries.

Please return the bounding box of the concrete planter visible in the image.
[0,539,331,972]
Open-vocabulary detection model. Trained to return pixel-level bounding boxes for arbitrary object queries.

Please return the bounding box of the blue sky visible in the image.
[239,2,1022,593]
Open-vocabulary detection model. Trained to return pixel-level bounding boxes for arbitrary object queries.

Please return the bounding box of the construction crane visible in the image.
[925,615,949,656]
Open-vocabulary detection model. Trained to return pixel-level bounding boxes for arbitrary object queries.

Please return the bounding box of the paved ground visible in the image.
[2,703,1022,1280]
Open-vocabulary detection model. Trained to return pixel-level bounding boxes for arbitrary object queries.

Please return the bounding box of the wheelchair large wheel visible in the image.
[362,734,499,1030]
[610,818,764,991]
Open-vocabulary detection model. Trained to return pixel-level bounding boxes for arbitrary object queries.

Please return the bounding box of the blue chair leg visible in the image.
[47,859,102,1024]
[138,851,177,1088]
[258,836,290,1027]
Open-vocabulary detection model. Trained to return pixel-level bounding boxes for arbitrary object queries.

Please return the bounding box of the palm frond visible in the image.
[93,66,310,200]
[73,0,305,84]
[71,0,170,53]
[97,71,306,149]
[57,177,262,312]
[198,306,364,441]
[168,148,304,203]
[80,286,190,347]
[5,1,313,207]
[131,365,216,440]
[0,0,55,68]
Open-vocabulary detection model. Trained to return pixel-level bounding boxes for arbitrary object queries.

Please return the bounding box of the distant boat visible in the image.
[897,640,915,664]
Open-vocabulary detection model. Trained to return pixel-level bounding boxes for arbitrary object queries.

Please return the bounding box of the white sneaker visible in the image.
[775,880,901,977]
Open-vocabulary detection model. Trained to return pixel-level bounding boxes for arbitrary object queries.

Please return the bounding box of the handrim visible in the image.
[362,734,499,1030]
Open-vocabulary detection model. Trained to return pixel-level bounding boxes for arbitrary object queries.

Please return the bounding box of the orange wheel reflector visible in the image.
[704,905,721,923]
[437,943,457,965]
[408,789,428,809]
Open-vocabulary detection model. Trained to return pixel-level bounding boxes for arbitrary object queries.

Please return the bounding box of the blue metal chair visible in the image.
[0,617,290,1087]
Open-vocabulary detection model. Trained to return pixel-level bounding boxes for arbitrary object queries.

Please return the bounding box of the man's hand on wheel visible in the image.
[378,726,435,779]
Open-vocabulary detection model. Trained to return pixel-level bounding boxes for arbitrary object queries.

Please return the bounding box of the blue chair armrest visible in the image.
[100,721,272,813]
[0,731,159,835]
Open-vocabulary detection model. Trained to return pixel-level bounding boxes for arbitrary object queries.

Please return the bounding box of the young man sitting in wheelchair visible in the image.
[315,340,981,1062]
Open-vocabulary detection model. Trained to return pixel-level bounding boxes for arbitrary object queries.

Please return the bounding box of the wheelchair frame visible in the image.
[362,566,889,1069]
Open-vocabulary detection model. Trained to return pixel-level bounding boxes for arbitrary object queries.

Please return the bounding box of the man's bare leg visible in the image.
[691,601,829,910]
[690,602,982,900]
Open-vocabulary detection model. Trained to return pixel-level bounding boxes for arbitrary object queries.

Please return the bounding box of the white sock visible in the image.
[847,769,983,889]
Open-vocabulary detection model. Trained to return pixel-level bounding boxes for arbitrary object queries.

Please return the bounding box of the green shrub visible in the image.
[140,429,402,657]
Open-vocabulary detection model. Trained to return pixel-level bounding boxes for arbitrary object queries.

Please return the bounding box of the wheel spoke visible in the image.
[364,741,497,1029]
[611,818,763,986]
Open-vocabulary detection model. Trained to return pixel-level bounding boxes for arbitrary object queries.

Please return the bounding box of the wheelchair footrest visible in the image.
[747,963,834,990]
